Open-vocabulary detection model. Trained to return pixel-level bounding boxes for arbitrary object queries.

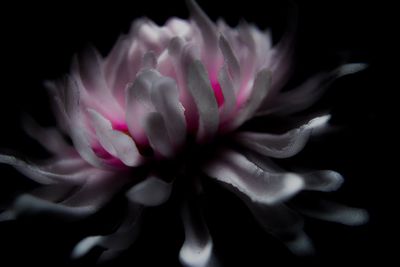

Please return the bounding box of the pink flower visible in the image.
[0,0,367,266]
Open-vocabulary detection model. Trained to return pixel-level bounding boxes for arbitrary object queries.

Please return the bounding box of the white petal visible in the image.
[89,109,141,166]
[125,69,159,145]
[72,203,142,260]
[218,35,241,86]
[0,154,90,185]
[203,150,304,204]
[179,201,213,267]
[218,64,236,120]
[60,172,127,208]
[258,72,329,116]
[234,127,310,158]
[76,46,108,95]
[9,194,95,221]
[187,60,219,142]
[186,0,217,52]
[302,170,344,192]
[230,69,271,130]
[59,77,104,168]
[259,63,367,116]
[104,35,129,89]
[299,200,369,226]
[151,77,187,148]
[234,115,331,158]
[143,112,173,157]
[126,176,172,206]
[71,236,102,259]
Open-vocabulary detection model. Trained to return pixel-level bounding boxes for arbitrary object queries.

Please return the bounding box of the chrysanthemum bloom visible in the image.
[0,0,368,266]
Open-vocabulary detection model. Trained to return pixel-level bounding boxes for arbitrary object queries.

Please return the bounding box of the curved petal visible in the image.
[56,77,104,168]
[218,64,236,121]
[187,60,219,142]
[218,35,241,86]
[150,77,187,148]
[179,201,213,267]
[4,194,96,222]
[125,69,159,145]
[301,170,344,192]
[233,127,310,159]
[203,150,304,204]
[126,176,172,206]
[186,0,218,55]
[233,115,330,158]
[230,68,271,130]
[0,154,92,185]
[72,203,143,261]
[22,116,72,155]
[298,200,369,226]
[60,172,127,208]
[76,46,108,94]
[89,109,141,166]
[285,231,315,256]
[259,63,367,116]
[143,112,173,157]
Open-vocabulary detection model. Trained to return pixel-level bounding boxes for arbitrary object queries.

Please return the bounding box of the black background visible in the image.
[0,0,395,266]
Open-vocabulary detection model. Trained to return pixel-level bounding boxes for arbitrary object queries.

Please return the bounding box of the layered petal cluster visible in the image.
[0,0,367,266]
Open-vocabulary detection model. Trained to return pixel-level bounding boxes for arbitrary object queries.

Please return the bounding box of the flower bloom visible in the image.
[0,0,368,265]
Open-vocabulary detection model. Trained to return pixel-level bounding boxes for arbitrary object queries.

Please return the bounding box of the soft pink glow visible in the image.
[211,81,224,107]
[92,144,126,168]
[112,121,130,133]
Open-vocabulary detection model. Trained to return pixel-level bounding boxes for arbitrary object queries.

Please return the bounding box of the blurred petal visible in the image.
[301,170,344,192]
[76,46,108,94]
[218,35,241,86]
[230,68,271,130]
[285,231,315,256]
[299,200,369,226]
[126,176,172,206]
[6,194,95,221]
[234,115,330,158]
[89,109,141,166]
[57,77,104,168]
[144,112,174,157]
[125,69,159,145]
[0,154,91,184]
[22,115,72,155]
[245,201,303,234]
[187,60,219,141]
[150,77,187,148]
[203,150,304,204]
[179,201,213,267]
[186,0,217,54]
[218,64,236,120]
[234,127,310,159]
[72,203,142,261]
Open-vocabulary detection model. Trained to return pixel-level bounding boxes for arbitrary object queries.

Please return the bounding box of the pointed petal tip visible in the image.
[337,63,368,77]
[71,236,102,259]
[307,114,331,129]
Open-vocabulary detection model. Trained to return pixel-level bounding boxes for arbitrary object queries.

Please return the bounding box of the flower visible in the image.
[0,0,368,266]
